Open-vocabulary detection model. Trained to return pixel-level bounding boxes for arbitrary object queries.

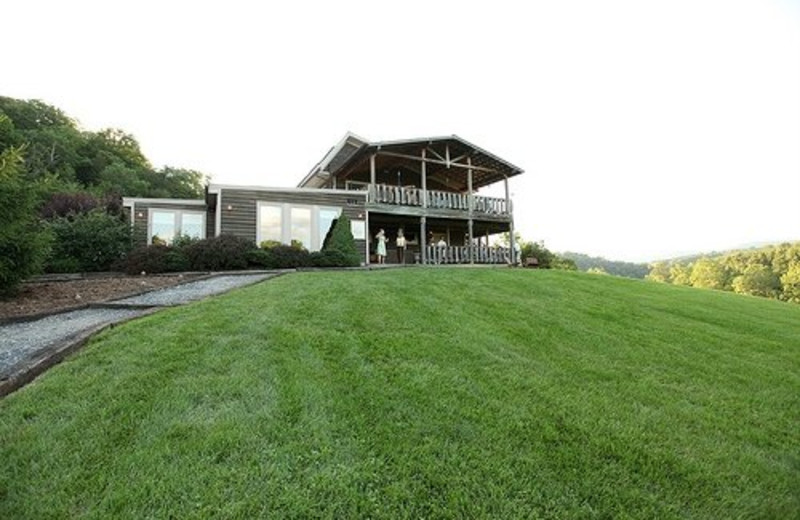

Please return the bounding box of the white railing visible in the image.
[367,184,510,216]
[422,245,511,265]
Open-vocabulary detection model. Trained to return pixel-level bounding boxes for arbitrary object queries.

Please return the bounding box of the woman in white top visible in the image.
[375,228,387,264]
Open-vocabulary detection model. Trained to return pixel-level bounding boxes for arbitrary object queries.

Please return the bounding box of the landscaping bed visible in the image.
[0,274,202,320]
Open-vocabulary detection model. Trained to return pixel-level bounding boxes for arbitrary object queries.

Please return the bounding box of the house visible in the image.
[122,133,523,265]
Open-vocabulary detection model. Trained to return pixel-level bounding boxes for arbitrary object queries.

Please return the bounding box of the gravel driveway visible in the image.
[0,273,277,395]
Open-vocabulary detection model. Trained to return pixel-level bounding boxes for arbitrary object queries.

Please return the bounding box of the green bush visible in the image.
[245,248,271,268]
[0,146,52,294]
[124,245,170,274]
[262,244,310,269]
[310,249,354,267]
[184,234,256,271]
[45,209,132,272]
[320,214,361,267]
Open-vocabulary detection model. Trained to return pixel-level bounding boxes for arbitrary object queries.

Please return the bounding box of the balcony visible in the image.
[366,184,511,217]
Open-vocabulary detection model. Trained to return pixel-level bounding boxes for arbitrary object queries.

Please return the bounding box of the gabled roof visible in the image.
[299,133,524,191]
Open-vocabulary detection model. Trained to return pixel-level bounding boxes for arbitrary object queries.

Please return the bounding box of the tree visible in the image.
[780,264,800,303]
[669,262,693,286]
[690,257,730,290]
[0,146,51,294]
[731,265,781,298]
[646,261,672,283]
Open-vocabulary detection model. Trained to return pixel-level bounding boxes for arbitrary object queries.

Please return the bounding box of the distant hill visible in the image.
[559,251,649,279]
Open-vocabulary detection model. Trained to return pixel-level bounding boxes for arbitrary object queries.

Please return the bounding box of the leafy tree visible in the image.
[669,263,693,286]
[731,265,781,298]
[646,261,672,283]
[690,258,730,290]
[780,264,800,303]
[0,146,51,293]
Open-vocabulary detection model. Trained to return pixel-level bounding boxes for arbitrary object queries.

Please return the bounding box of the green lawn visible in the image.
[2,268,799,518]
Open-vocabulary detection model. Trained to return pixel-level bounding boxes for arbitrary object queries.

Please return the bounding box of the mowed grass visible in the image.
[2,268,799,518]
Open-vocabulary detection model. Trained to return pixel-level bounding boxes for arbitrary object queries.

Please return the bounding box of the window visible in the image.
[257,203,342,251]
[259,204,282,244]
[149,209,206,245]
[350,219,366,240]
[290,207,312,249]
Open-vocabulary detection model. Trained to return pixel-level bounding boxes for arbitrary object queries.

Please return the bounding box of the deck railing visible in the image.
[368,184,510,216]
[422,245,511,265]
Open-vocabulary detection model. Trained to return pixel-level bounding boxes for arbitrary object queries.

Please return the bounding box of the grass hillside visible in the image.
[2,269,799,518]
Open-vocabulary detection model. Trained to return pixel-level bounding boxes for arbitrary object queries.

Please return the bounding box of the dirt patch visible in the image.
[0,274,202,320]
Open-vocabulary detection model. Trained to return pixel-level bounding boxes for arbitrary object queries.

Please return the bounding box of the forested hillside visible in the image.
[0,96,205,198]
[0,96,209,293]
[560,251,649,278]
[646,242,800,303]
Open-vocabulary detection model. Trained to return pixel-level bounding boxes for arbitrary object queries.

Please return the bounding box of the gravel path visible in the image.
[0,273,277,392]
[115,274,272,306]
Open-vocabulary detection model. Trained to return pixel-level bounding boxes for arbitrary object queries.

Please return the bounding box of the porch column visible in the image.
[421,148,427,208]
[365,210,370,266]
[370,153,376,186]
[467,157,474,264]
[420,216,427,264]
[505,176,515,265]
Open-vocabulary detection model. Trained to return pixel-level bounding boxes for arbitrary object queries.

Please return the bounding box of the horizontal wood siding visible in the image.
[220,189,367,258]
[129,200,206,247]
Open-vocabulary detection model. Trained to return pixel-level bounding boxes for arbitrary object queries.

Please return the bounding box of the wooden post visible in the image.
[420,216,427,264]
[370,153,376,188]
[421,148,427,208]
[468,157,474,264]
[365,210,370,266]
[505,176,515,265]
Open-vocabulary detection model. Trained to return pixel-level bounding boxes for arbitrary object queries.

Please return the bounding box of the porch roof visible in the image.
[299,133,524,191]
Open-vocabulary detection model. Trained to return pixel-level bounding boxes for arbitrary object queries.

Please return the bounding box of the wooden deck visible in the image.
[368,184,511,217]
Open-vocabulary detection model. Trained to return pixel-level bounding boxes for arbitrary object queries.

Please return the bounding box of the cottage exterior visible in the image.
[123,133,523,265]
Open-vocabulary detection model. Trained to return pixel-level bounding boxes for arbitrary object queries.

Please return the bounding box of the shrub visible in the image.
[184,234,256,271]
[124,245,170,274]
[320,214,361,267]
[45,209,132,272]
[0,146,52,294]
[310,249,355,268]
[262,244,310,269]
[246,248,271,268]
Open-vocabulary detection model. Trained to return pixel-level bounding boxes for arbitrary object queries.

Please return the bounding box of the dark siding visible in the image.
[219,188,368,259]
[128,201,207,247]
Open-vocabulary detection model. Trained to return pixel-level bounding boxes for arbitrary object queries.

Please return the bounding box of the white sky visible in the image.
[3,0,799,262]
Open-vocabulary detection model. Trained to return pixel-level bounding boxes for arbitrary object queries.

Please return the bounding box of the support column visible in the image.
[467,157,474,264]
[421,148,427,208]
[364,210,370,266]
[505,176,515,265]
[420,216,427,264]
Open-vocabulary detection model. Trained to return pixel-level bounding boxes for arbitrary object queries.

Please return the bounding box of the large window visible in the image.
[149,209,205,245]
[257,203,341,251]
[290,207,312,249]
[259,204,282,244]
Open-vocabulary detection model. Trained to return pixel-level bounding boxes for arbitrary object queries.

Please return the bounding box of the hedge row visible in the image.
[124,235,360,274]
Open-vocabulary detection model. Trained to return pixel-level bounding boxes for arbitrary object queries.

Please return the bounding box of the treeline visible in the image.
[560,252,649,279]
[0,96,208,294]
[646,242,800,303]
[0,96,205,198]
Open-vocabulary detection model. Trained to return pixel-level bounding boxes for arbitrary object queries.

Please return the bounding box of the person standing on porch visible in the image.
[375,228,387,264]
[395,228,407,264]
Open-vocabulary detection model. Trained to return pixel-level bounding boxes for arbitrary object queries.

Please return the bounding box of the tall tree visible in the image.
[690,258,730,290]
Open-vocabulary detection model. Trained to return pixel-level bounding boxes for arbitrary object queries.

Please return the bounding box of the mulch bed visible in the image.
[0,274,202,320]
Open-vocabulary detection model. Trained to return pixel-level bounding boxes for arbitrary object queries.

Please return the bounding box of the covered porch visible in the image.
[367,214,512,265]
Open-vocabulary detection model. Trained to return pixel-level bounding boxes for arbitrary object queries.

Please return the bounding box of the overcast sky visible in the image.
[4,0,799,262]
